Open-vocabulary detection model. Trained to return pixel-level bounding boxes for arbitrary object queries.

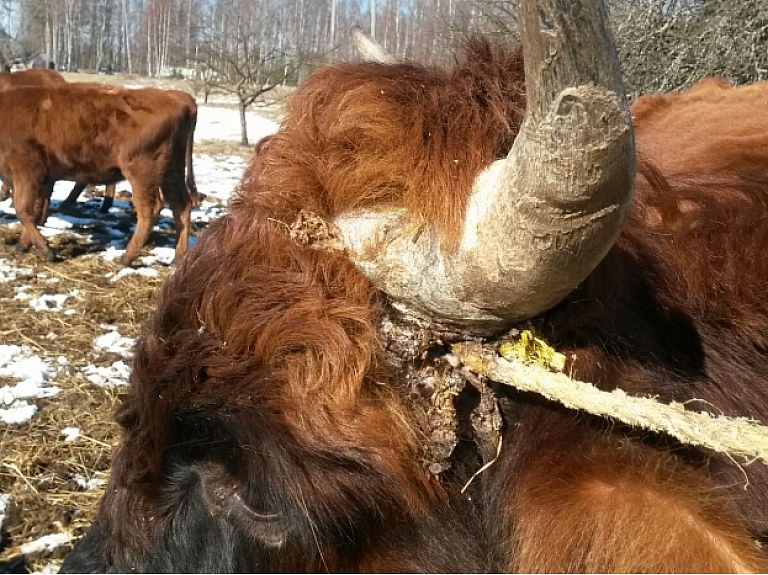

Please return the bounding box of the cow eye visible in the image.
[197,462,289,548]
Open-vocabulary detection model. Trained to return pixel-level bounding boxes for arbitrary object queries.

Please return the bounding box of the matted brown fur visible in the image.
[252,40,525,248]
[62,40,768,573]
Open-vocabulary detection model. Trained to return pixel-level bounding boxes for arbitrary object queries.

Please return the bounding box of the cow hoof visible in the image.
[43,248,56,262]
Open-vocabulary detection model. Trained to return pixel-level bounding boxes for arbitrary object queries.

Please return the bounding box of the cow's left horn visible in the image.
[336,0,635,334]
[351,26,397,64]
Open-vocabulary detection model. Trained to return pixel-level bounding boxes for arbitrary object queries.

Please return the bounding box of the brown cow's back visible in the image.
[0,68,65,91]
[632,78,768,179]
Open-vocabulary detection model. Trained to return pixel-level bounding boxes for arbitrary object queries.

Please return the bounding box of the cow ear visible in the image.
[197,463,289,548]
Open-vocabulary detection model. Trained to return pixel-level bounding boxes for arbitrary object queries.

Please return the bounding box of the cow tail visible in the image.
[186,107,199,208]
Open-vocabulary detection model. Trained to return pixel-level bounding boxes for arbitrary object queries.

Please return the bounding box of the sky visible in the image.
[0,103,279,564]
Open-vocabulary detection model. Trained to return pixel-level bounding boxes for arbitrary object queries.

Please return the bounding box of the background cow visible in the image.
[0,84,195,265]
[57,88,199,214]
[0,69,120,214]
[0,72,198,223]
[0,67,65,90]
[632,76,768,180]
[60,0,768,572]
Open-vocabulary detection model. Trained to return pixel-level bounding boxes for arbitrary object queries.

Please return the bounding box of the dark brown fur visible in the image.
[0,84,194,265]
[62,40,768,573]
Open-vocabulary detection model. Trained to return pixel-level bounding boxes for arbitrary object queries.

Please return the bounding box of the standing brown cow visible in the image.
[58,88,199,213]
[0,84,193,265]
[0,69,119,211]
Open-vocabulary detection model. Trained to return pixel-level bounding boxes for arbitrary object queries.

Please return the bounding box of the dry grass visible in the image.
[0,239,173,573]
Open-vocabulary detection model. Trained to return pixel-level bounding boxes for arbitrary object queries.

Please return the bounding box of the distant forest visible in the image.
[1,0,767,96]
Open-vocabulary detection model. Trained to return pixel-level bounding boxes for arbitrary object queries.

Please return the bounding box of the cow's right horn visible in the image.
[336,0,635,335]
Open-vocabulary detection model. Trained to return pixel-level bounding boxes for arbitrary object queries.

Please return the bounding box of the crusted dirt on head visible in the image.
[375,308,504,481]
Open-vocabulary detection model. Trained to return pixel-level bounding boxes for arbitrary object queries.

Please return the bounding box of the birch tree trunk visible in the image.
[371,0,376,39]
[122,0,132,73]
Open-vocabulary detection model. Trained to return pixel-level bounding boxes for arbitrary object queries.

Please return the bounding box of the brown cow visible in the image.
[0,73,198,217]
[60,0,768,572]
[58,88,199,213]
[0,84,193,265]
[0,69,121,211]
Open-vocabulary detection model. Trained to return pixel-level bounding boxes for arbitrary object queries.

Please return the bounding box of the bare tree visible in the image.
[195,0,301,146]
[3,0,766,97]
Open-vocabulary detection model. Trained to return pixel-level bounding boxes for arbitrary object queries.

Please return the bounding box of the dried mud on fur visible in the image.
[0,241,172,574]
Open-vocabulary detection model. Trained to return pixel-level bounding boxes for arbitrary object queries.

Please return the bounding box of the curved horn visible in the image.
[351,25,397,64]
[336,0,635,334]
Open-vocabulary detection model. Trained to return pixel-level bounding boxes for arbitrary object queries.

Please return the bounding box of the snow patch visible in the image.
[20,532,74,555]
[0,345,59,425]
[61,427,81,442]
[82,361,131,387]
[72,474,106,491]
[93,330,135,357]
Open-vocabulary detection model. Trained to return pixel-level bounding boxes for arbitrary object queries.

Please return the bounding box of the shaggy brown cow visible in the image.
[60,0,768,572]
[0,84,194,265]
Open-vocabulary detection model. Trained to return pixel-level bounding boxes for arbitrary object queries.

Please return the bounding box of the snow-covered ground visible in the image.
[0,102,279,560]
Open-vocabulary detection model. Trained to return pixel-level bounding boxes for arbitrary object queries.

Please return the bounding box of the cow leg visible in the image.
[101,184,116,213]
[121,184,161,266]
[162,174,192,264]
[13,180,54,261]
[59,182,86,214]
[488,412,768,573]
[35,183,53,225]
